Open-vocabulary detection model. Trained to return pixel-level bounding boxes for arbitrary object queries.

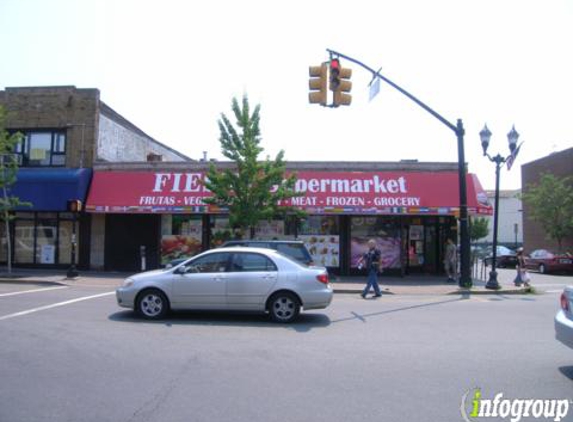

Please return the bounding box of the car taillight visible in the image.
[561,292,570,312]
[316,274,329,284]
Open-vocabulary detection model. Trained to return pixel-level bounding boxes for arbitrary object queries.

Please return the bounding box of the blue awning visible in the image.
[8,168,93,212]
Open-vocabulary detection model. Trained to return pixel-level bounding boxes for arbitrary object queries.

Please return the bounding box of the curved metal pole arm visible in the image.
[327,48,458,134]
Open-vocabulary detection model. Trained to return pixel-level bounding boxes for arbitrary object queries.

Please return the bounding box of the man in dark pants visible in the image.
[357,239,383,298]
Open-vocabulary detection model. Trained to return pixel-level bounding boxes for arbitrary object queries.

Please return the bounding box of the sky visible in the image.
[1,0,572,191]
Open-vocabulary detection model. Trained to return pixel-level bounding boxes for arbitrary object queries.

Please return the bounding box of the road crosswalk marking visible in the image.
[0,286,68,298]
[0,291,115,322]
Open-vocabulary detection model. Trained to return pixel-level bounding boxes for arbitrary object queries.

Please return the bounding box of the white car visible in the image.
[117,247,333,323]
[555,287,573,349]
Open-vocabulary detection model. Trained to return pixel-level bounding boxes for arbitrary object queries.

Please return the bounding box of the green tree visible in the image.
[203,95,303,239]
[469,217,489,242]
[522,173,573,251]
[0,106,31,273]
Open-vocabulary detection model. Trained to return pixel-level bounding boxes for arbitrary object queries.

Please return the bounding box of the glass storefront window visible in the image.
[298,216,340,268]
[351,216,401,269]
[4,213,78,266]
[14,220,35,264]
[160,215,203,265]
[36,219,57,264]
[253,220,285,240]
[58,220,73,265]
[210,217,234,248]
[0,222,7,262]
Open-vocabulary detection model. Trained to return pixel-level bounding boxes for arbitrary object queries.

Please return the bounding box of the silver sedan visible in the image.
[116,247,333,323]
[556,287,573,349]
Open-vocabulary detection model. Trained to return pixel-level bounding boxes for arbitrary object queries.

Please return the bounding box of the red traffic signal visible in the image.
[329,59,341,91]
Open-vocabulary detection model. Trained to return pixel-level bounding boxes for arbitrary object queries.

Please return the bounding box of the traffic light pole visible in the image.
[326,48,472,288]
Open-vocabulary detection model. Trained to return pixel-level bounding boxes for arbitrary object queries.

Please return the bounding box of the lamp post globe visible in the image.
[507,125,519,152]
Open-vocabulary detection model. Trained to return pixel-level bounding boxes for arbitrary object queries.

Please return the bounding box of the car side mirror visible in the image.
[174,266,186,275]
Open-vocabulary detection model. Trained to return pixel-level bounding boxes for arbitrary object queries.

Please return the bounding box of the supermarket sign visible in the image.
[86,170,492,215]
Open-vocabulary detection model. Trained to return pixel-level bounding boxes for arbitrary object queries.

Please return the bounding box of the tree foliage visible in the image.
[521,173,573,251]
[469,217,489,242]
[0,106,31,272]
[202,96,303,238]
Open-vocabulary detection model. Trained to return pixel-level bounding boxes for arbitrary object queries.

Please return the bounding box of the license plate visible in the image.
[559,259,572,264]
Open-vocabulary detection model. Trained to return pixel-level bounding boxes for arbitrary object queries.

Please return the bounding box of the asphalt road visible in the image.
[1,275,573,422]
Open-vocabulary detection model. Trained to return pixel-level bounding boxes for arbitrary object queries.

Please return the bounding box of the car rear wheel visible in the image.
[268,292,300,323]
[539,264,547,274]
[136,289,169,320]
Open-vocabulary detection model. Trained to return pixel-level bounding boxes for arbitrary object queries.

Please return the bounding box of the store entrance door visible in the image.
[403,224,425,273]
[105,214,160,272]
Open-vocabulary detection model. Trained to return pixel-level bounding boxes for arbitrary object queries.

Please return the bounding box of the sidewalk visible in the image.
[0,268,533,295]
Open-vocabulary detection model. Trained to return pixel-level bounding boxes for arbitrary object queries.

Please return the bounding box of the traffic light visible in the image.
[67,199,82,213]
[308,63,328,106]
[330,58,352,107]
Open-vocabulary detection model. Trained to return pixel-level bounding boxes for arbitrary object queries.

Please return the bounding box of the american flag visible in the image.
[506,142,523,171]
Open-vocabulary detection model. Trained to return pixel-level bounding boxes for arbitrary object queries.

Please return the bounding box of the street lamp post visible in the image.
[480,124,520,289]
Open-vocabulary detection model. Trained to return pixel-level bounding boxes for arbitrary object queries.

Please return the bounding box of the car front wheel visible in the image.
[539,264,547,274]
[136,289,169,320]
[268,292,300,323]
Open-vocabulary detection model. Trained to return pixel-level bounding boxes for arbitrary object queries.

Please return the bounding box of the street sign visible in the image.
[369,77,380,102]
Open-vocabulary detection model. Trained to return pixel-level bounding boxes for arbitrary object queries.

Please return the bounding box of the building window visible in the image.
[160,215,203,266]
[351,216,401,269]
[5,212,78,266]
[14,130,66,167]
[284,216,340,268]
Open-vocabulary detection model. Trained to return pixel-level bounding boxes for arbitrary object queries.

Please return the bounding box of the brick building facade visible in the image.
[0,86,189,166]
[0,86,191,269]
[521,147,573,252]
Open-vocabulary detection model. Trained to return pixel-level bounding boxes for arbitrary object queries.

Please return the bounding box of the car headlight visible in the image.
[123,278,135,288]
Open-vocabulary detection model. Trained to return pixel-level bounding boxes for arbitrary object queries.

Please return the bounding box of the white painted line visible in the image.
[0,291,115,322]
[0,286,69,298]
[546,289,565,293]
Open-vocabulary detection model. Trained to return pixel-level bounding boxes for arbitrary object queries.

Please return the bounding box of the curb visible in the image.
[0,279,538,296]
[0,278,69,286]
[333,288,396,295]
[447,288,535,295]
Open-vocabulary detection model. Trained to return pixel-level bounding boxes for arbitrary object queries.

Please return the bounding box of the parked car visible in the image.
[117,247,333,323]
[165,240,314,268]
[525,249,573,274]
[555,287,573,349]
[483,246,518,268]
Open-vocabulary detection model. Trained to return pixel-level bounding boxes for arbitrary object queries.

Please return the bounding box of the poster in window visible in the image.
[40,244,56,264]
[300,235,340,267]
[30,148,47,161]
[409,225,424,241]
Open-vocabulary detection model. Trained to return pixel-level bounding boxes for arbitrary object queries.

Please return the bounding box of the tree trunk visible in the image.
[3,185,11,274]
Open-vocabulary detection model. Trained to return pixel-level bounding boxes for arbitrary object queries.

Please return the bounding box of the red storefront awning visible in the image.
[85,170,492,216]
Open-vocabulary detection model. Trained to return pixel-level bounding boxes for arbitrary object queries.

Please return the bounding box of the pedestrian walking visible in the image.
[357,239,383,298]
[514,247,531,287]
[444,238,457,283]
